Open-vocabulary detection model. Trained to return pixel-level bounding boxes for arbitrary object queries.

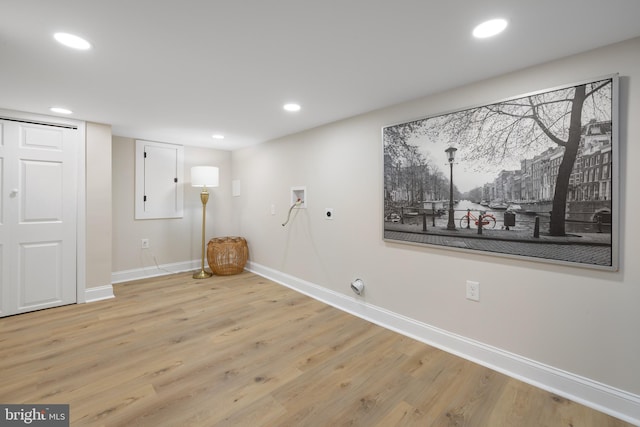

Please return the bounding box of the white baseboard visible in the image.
[84,284,114,303]
[246,260,640,426]
[111,259,200,284]
[82,259,200,308]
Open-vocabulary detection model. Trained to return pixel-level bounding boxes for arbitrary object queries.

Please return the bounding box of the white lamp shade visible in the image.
[191,166,219,187]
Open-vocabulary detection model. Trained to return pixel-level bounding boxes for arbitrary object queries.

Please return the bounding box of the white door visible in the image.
[0,118,78,317]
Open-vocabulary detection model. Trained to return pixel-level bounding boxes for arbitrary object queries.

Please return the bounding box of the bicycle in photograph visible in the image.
[459,210,497,229]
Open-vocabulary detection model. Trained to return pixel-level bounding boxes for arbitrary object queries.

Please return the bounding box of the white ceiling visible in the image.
[2,1,640,150]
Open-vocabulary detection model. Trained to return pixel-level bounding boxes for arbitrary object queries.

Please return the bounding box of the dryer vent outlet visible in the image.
[350,279,364,295]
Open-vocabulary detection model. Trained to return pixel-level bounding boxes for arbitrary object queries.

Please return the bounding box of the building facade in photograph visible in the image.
[483,119,612,206]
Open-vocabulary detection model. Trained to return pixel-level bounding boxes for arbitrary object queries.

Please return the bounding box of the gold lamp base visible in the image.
[193,269,213,279]
[191,165,219,281]
[193,187,212,280]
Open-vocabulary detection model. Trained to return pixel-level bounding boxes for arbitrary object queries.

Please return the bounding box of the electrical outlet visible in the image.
[466,280,480,301]
[141,238,150,249]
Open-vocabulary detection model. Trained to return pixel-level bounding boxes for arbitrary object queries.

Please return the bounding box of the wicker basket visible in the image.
[207,236,248,275]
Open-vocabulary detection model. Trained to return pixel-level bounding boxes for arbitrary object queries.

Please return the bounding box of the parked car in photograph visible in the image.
[385,213,401,223]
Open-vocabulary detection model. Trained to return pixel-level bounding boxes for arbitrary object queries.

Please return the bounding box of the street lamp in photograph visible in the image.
[445,147,457,230]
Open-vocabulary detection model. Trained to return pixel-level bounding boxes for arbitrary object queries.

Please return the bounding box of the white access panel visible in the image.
[135,140,184,219]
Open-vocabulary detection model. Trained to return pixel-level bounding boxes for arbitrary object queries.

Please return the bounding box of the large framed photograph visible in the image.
[383,75,618,270]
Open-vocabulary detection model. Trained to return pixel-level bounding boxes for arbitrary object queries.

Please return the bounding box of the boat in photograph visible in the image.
[488,200,508,210]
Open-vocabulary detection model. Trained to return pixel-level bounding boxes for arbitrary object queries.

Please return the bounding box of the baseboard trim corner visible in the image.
[84,284,114,303]
[246,261,640,426]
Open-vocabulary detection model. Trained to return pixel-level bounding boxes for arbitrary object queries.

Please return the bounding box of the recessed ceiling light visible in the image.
[283,103,301,112]
[472,18,508,39]
[211,134,225,140]
[54,32,92,50]
[50,107,73,115]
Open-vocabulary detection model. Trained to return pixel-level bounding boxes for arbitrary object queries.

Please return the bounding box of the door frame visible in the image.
[0,109,86,305]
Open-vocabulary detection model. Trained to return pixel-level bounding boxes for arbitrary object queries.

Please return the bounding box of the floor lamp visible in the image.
[191,166,219,279]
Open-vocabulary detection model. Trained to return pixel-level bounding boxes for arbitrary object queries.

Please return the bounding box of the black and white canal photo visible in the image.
[383,75,618,269]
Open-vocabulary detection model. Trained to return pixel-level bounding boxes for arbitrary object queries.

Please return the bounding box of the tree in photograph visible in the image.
[435,78,612,236]
[384,119,470,214]
[384,120,431,206]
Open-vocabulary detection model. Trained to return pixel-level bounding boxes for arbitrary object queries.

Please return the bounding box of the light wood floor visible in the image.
[0,272,632,426]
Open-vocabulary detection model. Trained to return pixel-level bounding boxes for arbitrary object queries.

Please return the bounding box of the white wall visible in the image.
[85,122,112,290]
[232,37,640,420]
[112,136,234,277]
